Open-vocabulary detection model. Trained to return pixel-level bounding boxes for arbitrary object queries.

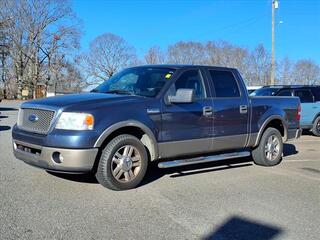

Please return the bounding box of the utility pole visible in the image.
[271,0,278,85]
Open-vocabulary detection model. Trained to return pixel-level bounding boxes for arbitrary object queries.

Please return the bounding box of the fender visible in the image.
[94,120,159,160]
[253,115,288,147]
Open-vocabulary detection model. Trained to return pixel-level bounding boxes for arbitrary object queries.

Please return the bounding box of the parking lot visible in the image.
[0,100,319,240]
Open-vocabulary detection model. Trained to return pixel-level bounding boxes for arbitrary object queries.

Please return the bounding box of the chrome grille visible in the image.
[17,108,55,134]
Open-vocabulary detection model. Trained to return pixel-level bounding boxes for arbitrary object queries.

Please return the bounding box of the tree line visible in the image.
[0,0,319,99]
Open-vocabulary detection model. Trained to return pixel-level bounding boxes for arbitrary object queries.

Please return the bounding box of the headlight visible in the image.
[56,112,94,130]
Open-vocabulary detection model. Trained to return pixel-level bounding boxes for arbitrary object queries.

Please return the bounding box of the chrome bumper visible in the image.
[13,140,98,173]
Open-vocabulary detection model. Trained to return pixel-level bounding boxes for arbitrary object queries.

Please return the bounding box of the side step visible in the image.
[158,151,251,169]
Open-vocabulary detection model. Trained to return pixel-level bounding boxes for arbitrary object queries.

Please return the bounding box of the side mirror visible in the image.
[168,88,195,104]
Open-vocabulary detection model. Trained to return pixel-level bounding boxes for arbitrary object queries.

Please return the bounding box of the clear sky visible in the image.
[72,0,320,63]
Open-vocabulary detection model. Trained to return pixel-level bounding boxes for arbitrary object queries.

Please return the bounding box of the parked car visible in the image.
[12,65,301,190]
[252,85,320,136]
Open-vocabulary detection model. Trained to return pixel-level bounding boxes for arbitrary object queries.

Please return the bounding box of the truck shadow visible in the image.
[283,143,298,156]
[47,158,254,186]
[48,144,299,187]
[142,157,254,186]
[202,215,282,240]
[0,107,18,111]
[0,126,11,131]
[47,171,99,184]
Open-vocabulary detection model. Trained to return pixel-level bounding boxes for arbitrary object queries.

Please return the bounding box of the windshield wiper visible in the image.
[105,89,133,95]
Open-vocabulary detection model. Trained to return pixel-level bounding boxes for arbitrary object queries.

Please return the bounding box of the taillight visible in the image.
[296,104,301,121]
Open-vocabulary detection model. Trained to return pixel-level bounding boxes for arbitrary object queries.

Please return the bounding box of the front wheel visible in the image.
[311,116,320,137]
[96,134,148,190]
[252,127,283,166]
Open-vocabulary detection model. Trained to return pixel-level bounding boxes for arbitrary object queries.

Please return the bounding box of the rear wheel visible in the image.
[252,127,283,166]
[311,116,320,137]
[96,134,148,190]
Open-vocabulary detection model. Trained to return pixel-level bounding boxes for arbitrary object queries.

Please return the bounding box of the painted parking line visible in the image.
[284,159,320,162]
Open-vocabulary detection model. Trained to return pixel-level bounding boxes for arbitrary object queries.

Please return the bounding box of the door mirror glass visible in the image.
[168,88,195,104]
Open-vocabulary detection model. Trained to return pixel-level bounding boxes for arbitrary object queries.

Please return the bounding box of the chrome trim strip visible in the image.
[147,108,160,114]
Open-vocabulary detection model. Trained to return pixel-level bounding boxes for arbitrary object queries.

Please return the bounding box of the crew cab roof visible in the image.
[132,64,237,71]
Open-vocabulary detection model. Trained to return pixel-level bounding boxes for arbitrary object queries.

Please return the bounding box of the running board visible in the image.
[158,151,251,169]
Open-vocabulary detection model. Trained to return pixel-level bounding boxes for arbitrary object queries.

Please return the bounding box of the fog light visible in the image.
[52,152,63,164]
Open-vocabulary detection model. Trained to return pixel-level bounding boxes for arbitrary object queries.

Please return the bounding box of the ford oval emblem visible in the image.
[28,114,39,122]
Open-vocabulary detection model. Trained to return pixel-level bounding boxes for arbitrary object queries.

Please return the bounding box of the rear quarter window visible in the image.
[311,87,320,101]
[294,89,314,103]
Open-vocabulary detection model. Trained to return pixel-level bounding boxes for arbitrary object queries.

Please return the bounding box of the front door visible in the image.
[160,69,214,158]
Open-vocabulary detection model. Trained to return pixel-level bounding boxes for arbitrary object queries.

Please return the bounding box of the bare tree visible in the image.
[291,59,320,85]
[248,44,271,85]
[83,33,137,83]
[144,46,166,64]
[277,57,293,85]
[0,0,81,99]
[167,41,205,64]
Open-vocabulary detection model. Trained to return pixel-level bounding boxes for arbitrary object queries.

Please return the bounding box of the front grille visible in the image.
[17,108,55,135]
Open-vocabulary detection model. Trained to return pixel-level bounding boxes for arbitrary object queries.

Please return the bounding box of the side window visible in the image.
[294,90,314,103]
[311,87,320,102]
[210,70,240,97]
[171,70,205,99]
[277,90,292,96]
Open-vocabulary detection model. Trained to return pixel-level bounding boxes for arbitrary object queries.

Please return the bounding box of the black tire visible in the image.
[96,134,148,191]
[252,127,283,166]
[311,116,320,137]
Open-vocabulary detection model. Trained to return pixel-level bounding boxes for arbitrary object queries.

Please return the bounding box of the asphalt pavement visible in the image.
[0,100,319,240]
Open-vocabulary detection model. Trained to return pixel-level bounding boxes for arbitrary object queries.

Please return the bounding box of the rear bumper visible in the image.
[287,128,302,141]
[13,140,98,173]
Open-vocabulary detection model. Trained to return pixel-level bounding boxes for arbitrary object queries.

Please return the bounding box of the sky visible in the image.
[72,0,320,63]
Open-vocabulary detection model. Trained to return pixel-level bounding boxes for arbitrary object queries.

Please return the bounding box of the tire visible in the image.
[311,116,320,137]
[96,134,148,191]
[252,127,283,166]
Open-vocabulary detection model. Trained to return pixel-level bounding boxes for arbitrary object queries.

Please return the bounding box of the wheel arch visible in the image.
[94,120,159,161]
[312,112,320,123]
[254,115,287,147]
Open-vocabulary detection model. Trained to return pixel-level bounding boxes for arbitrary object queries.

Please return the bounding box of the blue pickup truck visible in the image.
[12,65,301,190]
[252,86,320,136]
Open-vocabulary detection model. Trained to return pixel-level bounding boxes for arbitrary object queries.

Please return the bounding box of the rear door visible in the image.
[206,68,249,151]
[294,88,317,127]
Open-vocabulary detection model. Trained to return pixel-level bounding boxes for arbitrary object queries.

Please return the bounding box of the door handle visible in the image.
[240,105,248,114]
[203,106,213,117]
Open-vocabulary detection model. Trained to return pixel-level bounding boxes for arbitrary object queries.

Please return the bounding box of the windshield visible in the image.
[92,67,175,97]
[250,87,281,96]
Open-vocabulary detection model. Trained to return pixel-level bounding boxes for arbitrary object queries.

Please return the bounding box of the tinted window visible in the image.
[210,70,240,97]
[277,90,292,96]
[311,87,320,101]
[170,70,205,99]
[294,90,314,103]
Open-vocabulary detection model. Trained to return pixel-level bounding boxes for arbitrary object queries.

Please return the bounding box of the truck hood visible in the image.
[21,93,145,110]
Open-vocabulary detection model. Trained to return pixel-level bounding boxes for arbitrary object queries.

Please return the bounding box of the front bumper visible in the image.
[13,140,98,173]
[287,128,302,141]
